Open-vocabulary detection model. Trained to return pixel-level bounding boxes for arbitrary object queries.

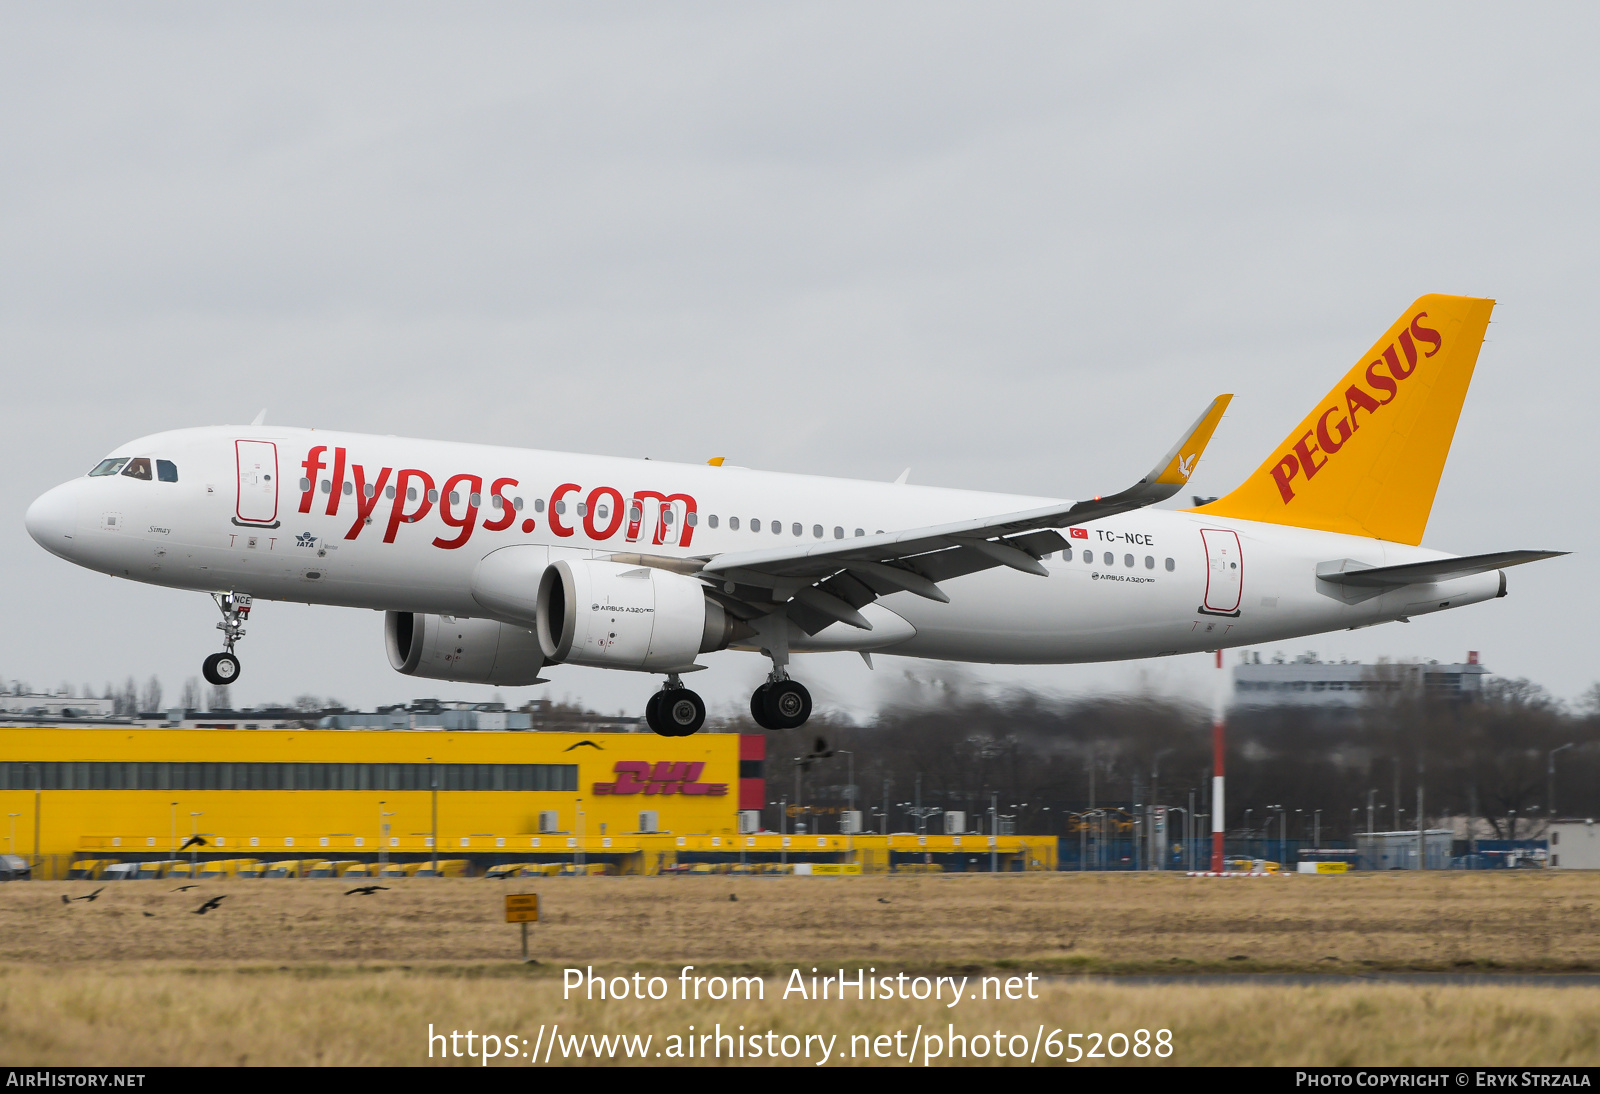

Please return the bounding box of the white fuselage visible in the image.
[25,425,1504,667]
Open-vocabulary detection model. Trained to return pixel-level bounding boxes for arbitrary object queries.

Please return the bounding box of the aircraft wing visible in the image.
[1315,550,1568,588]
[683,395,1232,634]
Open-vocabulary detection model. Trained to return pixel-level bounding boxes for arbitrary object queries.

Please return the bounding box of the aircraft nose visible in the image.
[25,482,80,557]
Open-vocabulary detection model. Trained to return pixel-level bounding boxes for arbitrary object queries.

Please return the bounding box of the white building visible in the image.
[1548,821,1600,869]
[1232,651,1489,708]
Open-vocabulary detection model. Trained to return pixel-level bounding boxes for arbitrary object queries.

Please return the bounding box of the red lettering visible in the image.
[324,447,347,516]
[432,473,482,550]
[628,491,699,546]
[1269,452,1301,503]
[1410,312,1442,357]
[1316,407,1353,454]
[343,465,392,540]
[1364,361,1398,404]
[298,447,326,514]
[1398,329,1419,371]
[383,469,436,543]
[548,483,581,538]
[481,477,519,532]
[1292,430,1327,480]
[584,486,625,540]
[1383,343,1416,381]
[1344,384,1381,430]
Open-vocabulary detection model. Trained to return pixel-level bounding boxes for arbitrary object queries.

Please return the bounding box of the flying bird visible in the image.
[142,912,155,918]
[344,885,389,896]
[60,894,69,904]
[80,887,105,902]
[170,885,198,892]
[729,893,738,902]
[877,898,891,904]
[180,835,208,850]
[193,895,226,915]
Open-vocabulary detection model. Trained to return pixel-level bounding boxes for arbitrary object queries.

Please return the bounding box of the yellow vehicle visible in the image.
[264,859,310,878]
[1225,858,1281,874]
[760,863,793,874]
[235,861,266,878]
[728,863,760,875]
[557,863,615,876]
[68,859,118,880]
[137,860,178,880]
[199,858,259,879]
[484,863,523,879]
[413,859,472,878]
[379,862,424,878]
[167,862,199,879]
[339,862,377,877]
[308,860,360,878]
[526,863,564,877]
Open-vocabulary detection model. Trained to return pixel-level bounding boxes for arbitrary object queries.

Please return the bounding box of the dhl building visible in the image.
[0,727,1054,877]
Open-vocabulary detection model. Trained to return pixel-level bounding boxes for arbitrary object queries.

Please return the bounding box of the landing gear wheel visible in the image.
[644,691,665,735]
[202,652,241,686]
[751,684,781,730]
[660,689,705,736]
[762,680,811,730]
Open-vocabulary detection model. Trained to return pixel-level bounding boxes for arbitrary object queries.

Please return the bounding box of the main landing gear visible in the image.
[202,592,251,687]
[750,674,812,731]
[645,675,706,737]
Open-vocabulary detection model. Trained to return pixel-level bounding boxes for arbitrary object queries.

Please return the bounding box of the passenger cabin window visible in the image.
[88,458,129,477]
[728,516,739,530]
[121,457,153,481]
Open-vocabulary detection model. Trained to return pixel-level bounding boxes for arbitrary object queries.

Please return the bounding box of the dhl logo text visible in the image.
[591,761,728,797]
[1269,312,1442,504]
[297,447,698,551]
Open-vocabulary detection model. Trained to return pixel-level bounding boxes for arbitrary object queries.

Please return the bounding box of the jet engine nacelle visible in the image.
[536,558,736,671]
[384,611,546,685]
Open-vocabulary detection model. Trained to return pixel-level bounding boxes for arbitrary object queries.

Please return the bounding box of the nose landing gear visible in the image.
[645,674,706,737]
[202,592,251,686]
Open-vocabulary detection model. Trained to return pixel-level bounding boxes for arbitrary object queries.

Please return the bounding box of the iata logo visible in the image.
[592,761,728,797]
[1269,312,1442,504]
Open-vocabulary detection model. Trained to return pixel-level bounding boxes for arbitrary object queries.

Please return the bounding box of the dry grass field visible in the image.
[4,871,1600,1065]
[6,870,1600,972]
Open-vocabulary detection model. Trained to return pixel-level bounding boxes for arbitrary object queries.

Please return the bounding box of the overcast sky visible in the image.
[1,3,1595,718]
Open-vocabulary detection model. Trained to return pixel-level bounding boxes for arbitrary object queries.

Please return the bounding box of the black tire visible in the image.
[202,652,240,687]
[645,691,666,736]
[762,680,811,730]
[661,689,705,736]
[750,684,777,730]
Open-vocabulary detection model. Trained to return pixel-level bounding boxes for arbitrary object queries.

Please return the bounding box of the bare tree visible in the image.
[180,678,201,712]
[141,675,163,714]
[207,684,231,713]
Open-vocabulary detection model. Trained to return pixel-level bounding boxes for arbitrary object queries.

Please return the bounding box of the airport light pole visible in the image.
[428,757,438,876]
[989,792,998,874]
[189,812,202,871]
[378,802,395,872]
[7,813,16,857]
[837,751,855,859]
[780,795,787,865]
[170,802,177,861]
[1210,649,1227,873]
[31,763,40,875]
[1549,743,1575,820]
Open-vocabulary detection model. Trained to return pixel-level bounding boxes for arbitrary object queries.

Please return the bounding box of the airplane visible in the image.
[25,294,1564,737]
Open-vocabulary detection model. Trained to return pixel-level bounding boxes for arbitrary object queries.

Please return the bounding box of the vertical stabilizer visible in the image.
[1191,295,1493,545]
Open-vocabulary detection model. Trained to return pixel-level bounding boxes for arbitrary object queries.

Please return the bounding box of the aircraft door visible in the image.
[235,440,280,527]
[1199,528,1242,615]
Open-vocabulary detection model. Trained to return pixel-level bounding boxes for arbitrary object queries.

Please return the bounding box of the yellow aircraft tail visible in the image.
[1191,294,1494,546]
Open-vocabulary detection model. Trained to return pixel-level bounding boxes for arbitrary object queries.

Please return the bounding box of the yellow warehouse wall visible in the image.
[0,727,745,859]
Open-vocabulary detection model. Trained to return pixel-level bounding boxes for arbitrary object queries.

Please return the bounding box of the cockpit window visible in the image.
[120,457,153,481]
[88,458,129,477]
[156,459,178,483]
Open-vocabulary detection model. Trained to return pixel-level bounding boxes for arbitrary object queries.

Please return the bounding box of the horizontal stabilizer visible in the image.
[1315,550,1567,588]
